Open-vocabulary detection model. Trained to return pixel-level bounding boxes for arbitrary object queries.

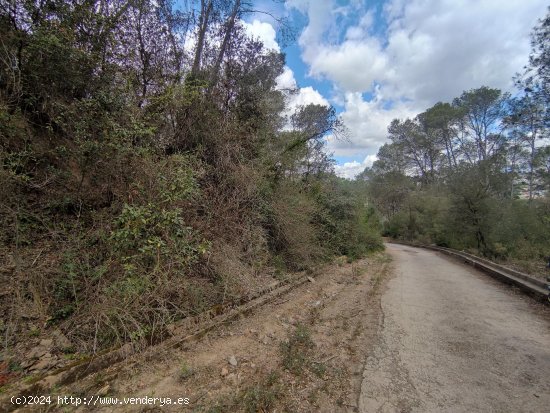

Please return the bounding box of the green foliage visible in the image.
[313,178,383,260]
[177,361,195,382]
[0,0,382,355]
[110,204,195,267]
[361,19,550,271]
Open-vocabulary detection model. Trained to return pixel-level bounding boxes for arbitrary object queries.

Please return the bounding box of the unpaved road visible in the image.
[9,254,389,413]
[360,243,550,413]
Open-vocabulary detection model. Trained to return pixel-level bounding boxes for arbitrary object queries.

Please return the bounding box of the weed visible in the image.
[280,324,315,375]
[8,360,22,373]
[307,388,319,404]
[28,328,40,337]
[239,372,281,413]
[307,306,321,325]
[310,362,327,378]
[204,405,224,413]
[178,361,194,382]
[22,374,37,384]
[351,264,366,277]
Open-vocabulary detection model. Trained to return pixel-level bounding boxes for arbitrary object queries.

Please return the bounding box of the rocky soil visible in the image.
[4,253,391,412]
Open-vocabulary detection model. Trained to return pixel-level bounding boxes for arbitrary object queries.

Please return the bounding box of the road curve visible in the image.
[359,243,550,413]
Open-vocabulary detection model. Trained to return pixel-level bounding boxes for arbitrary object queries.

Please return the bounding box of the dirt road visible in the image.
[10,254,389,412]
[359,243,550,413]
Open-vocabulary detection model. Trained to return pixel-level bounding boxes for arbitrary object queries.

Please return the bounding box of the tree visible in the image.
[509,7,550,200]
[191,0,214,77]
[387,116,443,184]
[423,102,462,169]
[452,86,509,163]
[371,143,408,174]
[534,145,550,193]
[285,104,345,154]
[517,7,550,122]
[505,94,548,199]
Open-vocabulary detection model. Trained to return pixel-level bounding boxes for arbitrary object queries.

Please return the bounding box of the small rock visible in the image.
[307,276,315,283]
[250,363,256,369]
[52,329,72,350]
[228,355,238,367]
[287,317,295,325]
[119,343,134,357]
[314,300,321,307]
[261,336,269,345]
[220,367,229,377]
[39,339,53,348]
[26,347,47,360]
[225,373,238,386]
[30,353,55,371]
[96,385,110,396]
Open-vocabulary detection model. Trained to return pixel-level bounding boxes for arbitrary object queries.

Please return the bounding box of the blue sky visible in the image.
[244,0,548,178]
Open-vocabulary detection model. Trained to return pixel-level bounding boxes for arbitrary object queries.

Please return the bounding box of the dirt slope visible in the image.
[8,253,390,412]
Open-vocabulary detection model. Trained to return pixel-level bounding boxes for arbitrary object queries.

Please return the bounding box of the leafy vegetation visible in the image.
[0,1,381,356]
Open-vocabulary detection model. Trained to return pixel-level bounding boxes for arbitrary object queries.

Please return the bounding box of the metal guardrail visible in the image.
[388,241,549,301]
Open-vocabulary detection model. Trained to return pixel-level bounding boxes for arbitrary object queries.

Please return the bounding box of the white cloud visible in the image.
[242,19,280,52]
[290,86,329,108]
[287,0,548,162]
[275,66,329,122]
[334,155,378,179]
[325,89,417,157]
[276,66,297,90]
[309,38,387,93]
[241,21,328,118]
[296,0,546,105]
[287,0,334,48]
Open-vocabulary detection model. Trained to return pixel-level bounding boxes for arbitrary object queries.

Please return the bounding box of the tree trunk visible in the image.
[211,0,241,86]
[191,0,213,77]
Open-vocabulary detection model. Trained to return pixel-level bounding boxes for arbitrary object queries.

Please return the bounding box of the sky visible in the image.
[244,0,549,178]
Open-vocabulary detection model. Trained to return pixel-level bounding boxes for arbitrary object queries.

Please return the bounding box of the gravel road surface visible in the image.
[359,243,550,413]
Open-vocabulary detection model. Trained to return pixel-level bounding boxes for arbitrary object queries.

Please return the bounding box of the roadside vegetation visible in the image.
[0,0,382,370]
[359,9,550,277]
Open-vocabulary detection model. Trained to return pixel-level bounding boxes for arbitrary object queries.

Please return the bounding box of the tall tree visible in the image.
[505,94,548,199]
[517,7,550,121]
[423,102,462,169]
[452,87,509,163]
[387,116,443,184]
[191,0,213,77]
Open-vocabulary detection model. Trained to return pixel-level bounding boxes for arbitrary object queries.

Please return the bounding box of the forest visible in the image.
[359,9,550,276]
[0,0,382,355]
